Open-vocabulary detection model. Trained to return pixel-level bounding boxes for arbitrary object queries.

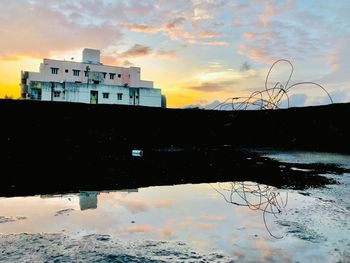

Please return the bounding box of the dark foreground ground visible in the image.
[1,99,349,196]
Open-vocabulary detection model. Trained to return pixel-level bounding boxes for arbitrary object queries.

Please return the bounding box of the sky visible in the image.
[0,0,350,108]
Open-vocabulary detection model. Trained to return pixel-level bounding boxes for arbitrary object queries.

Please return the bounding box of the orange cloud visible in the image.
[118,44,152,58]
[124,24,159,33]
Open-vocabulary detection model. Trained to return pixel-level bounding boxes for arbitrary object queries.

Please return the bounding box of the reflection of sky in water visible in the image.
[1,151,349,261]
[1,167,350,262]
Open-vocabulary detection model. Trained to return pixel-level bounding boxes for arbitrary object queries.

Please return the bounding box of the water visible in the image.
[0,151,349,262]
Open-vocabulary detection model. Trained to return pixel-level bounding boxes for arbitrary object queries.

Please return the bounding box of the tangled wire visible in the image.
[210,181,288,239]
[213,59,333,110]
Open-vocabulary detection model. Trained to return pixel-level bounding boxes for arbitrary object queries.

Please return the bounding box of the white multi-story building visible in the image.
[21,48,166,107]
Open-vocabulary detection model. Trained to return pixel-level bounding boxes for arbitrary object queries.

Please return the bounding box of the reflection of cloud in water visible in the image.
[121,224,155,234]
[117,198,150,213]
[254,237,292,263]
[154,200,175,208]
[157,215,224,239]
[196,215,225,221]
[98,191,175,212]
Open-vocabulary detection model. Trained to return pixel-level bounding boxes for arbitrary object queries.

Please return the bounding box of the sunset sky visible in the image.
[1,0,350,108]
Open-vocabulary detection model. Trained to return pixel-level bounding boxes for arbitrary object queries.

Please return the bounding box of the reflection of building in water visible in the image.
[41,188,139,211]
[79,192,98,211]
[79,189,139,210]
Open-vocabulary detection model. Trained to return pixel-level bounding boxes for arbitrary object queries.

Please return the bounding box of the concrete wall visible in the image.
[38,82,159,106]
[139,88,162,107]
[34,59,153,88]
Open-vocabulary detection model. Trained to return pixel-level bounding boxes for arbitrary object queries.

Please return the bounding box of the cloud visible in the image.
[321,35,350,84]
[188,40,229,46]
[156,50,177,59]
[186,82,230,92]
[165,17,186,30]
[118,44,152,58]
[283,93,307,108]
[122,60,134,67]
[124,24,159,33]
[0,1,123,59]
[240,61,252,72]
[243,31,273,40]
[199,31,223,38]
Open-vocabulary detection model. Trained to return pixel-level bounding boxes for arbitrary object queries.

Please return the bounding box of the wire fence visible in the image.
[213,59,333,110]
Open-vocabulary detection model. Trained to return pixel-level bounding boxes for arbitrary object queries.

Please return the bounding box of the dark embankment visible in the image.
[0,99,349,196]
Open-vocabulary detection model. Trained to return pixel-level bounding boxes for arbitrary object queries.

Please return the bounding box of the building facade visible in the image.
[21,48,165,107]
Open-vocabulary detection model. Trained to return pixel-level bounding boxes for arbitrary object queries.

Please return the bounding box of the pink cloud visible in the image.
[258,2,277,27]
[165,17,186,30]
[0,2,122,59]
[124,24,159,33]
[238,44,274,63]
[198,31,223,38]
[257,0,295,27]
[243,31,273,40]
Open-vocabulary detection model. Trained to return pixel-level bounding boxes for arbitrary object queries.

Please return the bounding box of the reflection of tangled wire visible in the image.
[213,59,333,110]
[210,181,288,239]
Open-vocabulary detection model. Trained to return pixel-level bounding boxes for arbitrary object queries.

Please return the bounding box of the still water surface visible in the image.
[0,151,349,262]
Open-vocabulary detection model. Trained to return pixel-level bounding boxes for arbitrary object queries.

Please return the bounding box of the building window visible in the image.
[103,92,109,99]
[118,74,121,78]
[53,91,61,97]
[102,72,107,79]
[110,73,115,80]
[65,69,69,73]
[51,68,59,74]
[73,69,80,76]
[117,93,123,100]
